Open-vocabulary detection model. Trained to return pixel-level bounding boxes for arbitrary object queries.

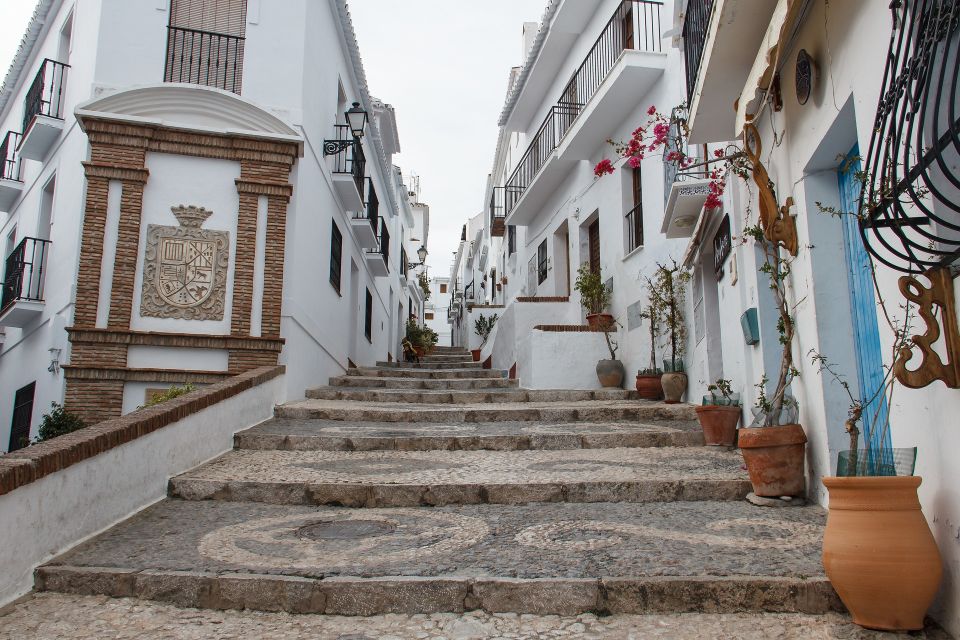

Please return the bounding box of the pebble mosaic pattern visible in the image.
[2,594,952,640]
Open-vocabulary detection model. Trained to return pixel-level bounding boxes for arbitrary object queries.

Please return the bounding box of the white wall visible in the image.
[0,372,285,607]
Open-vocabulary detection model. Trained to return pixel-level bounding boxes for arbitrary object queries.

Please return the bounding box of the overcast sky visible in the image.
[0,0,545,275]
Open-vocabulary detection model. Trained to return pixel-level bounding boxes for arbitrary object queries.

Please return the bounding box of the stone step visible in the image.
[304,388,642,404]
[276,399,698,424]
[376,361,485,370]
[329,376,520,390]
[418,355,477,363]
[347,367,505,380]
[168,447,749,507]
[235,419,704,451]
[428,346,468,353]
[37,500,837,616]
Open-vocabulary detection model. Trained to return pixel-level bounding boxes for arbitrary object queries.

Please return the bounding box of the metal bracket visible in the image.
[323,139,354,156]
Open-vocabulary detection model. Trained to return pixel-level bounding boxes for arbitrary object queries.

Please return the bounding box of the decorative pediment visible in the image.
[75,83,300,141]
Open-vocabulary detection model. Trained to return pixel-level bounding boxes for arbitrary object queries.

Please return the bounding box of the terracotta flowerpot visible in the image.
[694,405,741,446]
[660,371,687,403]
[635,374,663,400]
[471,349,481,362]
[596,359,625,388]
[822,476,942,631]
[738,423,807,497]
[586,313,614,330]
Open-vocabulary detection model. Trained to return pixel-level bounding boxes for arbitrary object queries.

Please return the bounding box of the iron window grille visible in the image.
[1,237,51,313]
[0,132,23,182]
[537,240,548,284]
[329,219,343,294]
[364,288,373,341]
[682,0,715,106]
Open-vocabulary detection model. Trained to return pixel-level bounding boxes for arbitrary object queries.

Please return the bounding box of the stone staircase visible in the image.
[34,348,839,617]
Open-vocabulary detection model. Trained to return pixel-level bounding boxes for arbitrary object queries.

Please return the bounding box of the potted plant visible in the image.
[694,379,741,446]
[595,318,625,388]
[472,313,497,362]
[574,264,613,330]
[649,261,689,403]
[406,320,438,357]
[635,281,663,399]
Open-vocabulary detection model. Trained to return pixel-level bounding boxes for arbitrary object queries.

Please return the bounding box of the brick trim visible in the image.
[1,366,284,496]
[533,324,613,332]
[516,296,570,303]
[63,366,231,384]
[67,328,284,352]
[235,178,294,201]
[81,162,149,183]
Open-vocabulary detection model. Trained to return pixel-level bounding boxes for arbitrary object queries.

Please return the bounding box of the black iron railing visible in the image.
[504,1,663,214]
[23,59,69,135]
[464,281,475,301]
[165,26,244,94]
[0,131,22,182]
[508,225,517,255]
[367,217,390,269]
[329,124,366,197]
[489,186,506,236]
[400,247,409,279]
[625,202,644,252]
[682,0,715,106]
[861,0,960,273]
[353,177,378,232]
[1,237,50,312]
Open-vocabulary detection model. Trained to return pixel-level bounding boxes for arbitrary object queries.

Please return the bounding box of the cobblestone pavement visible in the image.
[174,447,747,485]
[1,594,953,640]
[46,501,824,578]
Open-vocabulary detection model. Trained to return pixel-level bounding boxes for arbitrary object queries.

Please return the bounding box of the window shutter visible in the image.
[170,0,248,36]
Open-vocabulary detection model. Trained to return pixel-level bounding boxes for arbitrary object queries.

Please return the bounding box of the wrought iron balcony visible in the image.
[164,26,244,94]
[327,124,367,211]
[400,247,409,281]
[19,59,69,161]
[0,132,24,211]
[489,186,506,237]
[504,0,663,215]
[682,0,715,106]
[365,217,390,277]
[1,237,51,326]
[661,109,714,238]
[625,202,644,253]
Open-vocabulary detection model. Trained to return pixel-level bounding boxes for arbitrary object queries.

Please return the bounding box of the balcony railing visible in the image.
[1,237,50,313]
[164,26,244,94]
[367,217,390,268]
[0,132,23,182]
[682,0,715,106]
[354,177,378,232]
[662,110,711,203]
[464,281,475,302]
[489,186,506,236]
[22,59,69,135]
[626,202,644,253]
[329,124,366,196]
[400,247,409,280]
[504,0,663,214]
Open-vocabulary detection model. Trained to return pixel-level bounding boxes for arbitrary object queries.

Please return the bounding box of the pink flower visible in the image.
[713,148,724,158]
[653,122,669,138]
[647,105,657,116]
[628,155,642,168]
[704,193,723,210]
[594,159,615,177]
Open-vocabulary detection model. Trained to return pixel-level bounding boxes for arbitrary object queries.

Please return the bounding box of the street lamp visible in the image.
[407,245,428,269]
[323,101,368,156]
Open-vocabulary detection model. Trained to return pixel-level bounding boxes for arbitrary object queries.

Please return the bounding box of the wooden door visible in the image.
[7,381,35,452]
[588,220,600,274]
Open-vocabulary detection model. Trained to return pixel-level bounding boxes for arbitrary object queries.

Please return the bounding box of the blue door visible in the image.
[838,145,892,461]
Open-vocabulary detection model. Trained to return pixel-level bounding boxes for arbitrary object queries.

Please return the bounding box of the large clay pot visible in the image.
[471,349,481,362]
[660,371,687,404]
[822,476,942,631]
[635,374,663,400]
[694,405,741,446]
[596,359,625,388]
[738,423,807,496]
[586,313,614,330]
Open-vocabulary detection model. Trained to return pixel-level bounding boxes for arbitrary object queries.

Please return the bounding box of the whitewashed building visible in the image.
[0,0,428,450]
[424,275,451,347]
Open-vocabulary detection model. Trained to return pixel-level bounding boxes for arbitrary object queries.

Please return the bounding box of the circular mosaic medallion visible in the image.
[297,519,397,541]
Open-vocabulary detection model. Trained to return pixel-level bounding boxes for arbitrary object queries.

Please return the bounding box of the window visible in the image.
[537,240,548,284]
[588,220,600,274]
[329,220,342,294]
[364,288,373,341]
[626,167,643,252]
[425,312,434,320]
[508,225,517,255]
[7,381,35,452]
[165,0,248,93]
[440,283,447,294]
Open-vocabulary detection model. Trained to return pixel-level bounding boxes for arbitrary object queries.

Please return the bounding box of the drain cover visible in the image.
[297,519,396,541]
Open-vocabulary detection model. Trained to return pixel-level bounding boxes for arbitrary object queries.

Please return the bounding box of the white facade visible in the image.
[425,275,451,346]
[0,0,429,449]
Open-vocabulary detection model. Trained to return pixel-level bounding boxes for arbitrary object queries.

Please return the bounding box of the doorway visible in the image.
[8,381,35,452]
[348,260,360,364]
[552,222,570,296]
[588,219,600,274]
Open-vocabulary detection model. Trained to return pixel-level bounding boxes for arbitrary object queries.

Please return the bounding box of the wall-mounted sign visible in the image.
[713,214,731,277]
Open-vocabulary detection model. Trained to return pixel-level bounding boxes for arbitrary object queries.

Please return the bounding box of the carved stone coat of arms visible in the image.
[141,205,230,320]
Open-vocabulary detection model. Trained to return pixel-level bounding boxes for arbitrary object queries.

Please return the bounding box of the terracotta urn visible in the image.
[822,476,942,631]
[470,349,481,362]
[738,423,806,496]
[586,313,614,330]
[660,371,687,404]
[596,359,625,388]
[694,405,741,446]
[635,374,663,400]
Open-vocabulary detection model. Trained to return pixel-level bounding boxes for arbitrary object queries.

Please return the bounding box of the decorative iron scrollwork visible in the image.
[323,139,354,157]
[860,0,960,274]
[893,267,960,388]
[743,122,799,256]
